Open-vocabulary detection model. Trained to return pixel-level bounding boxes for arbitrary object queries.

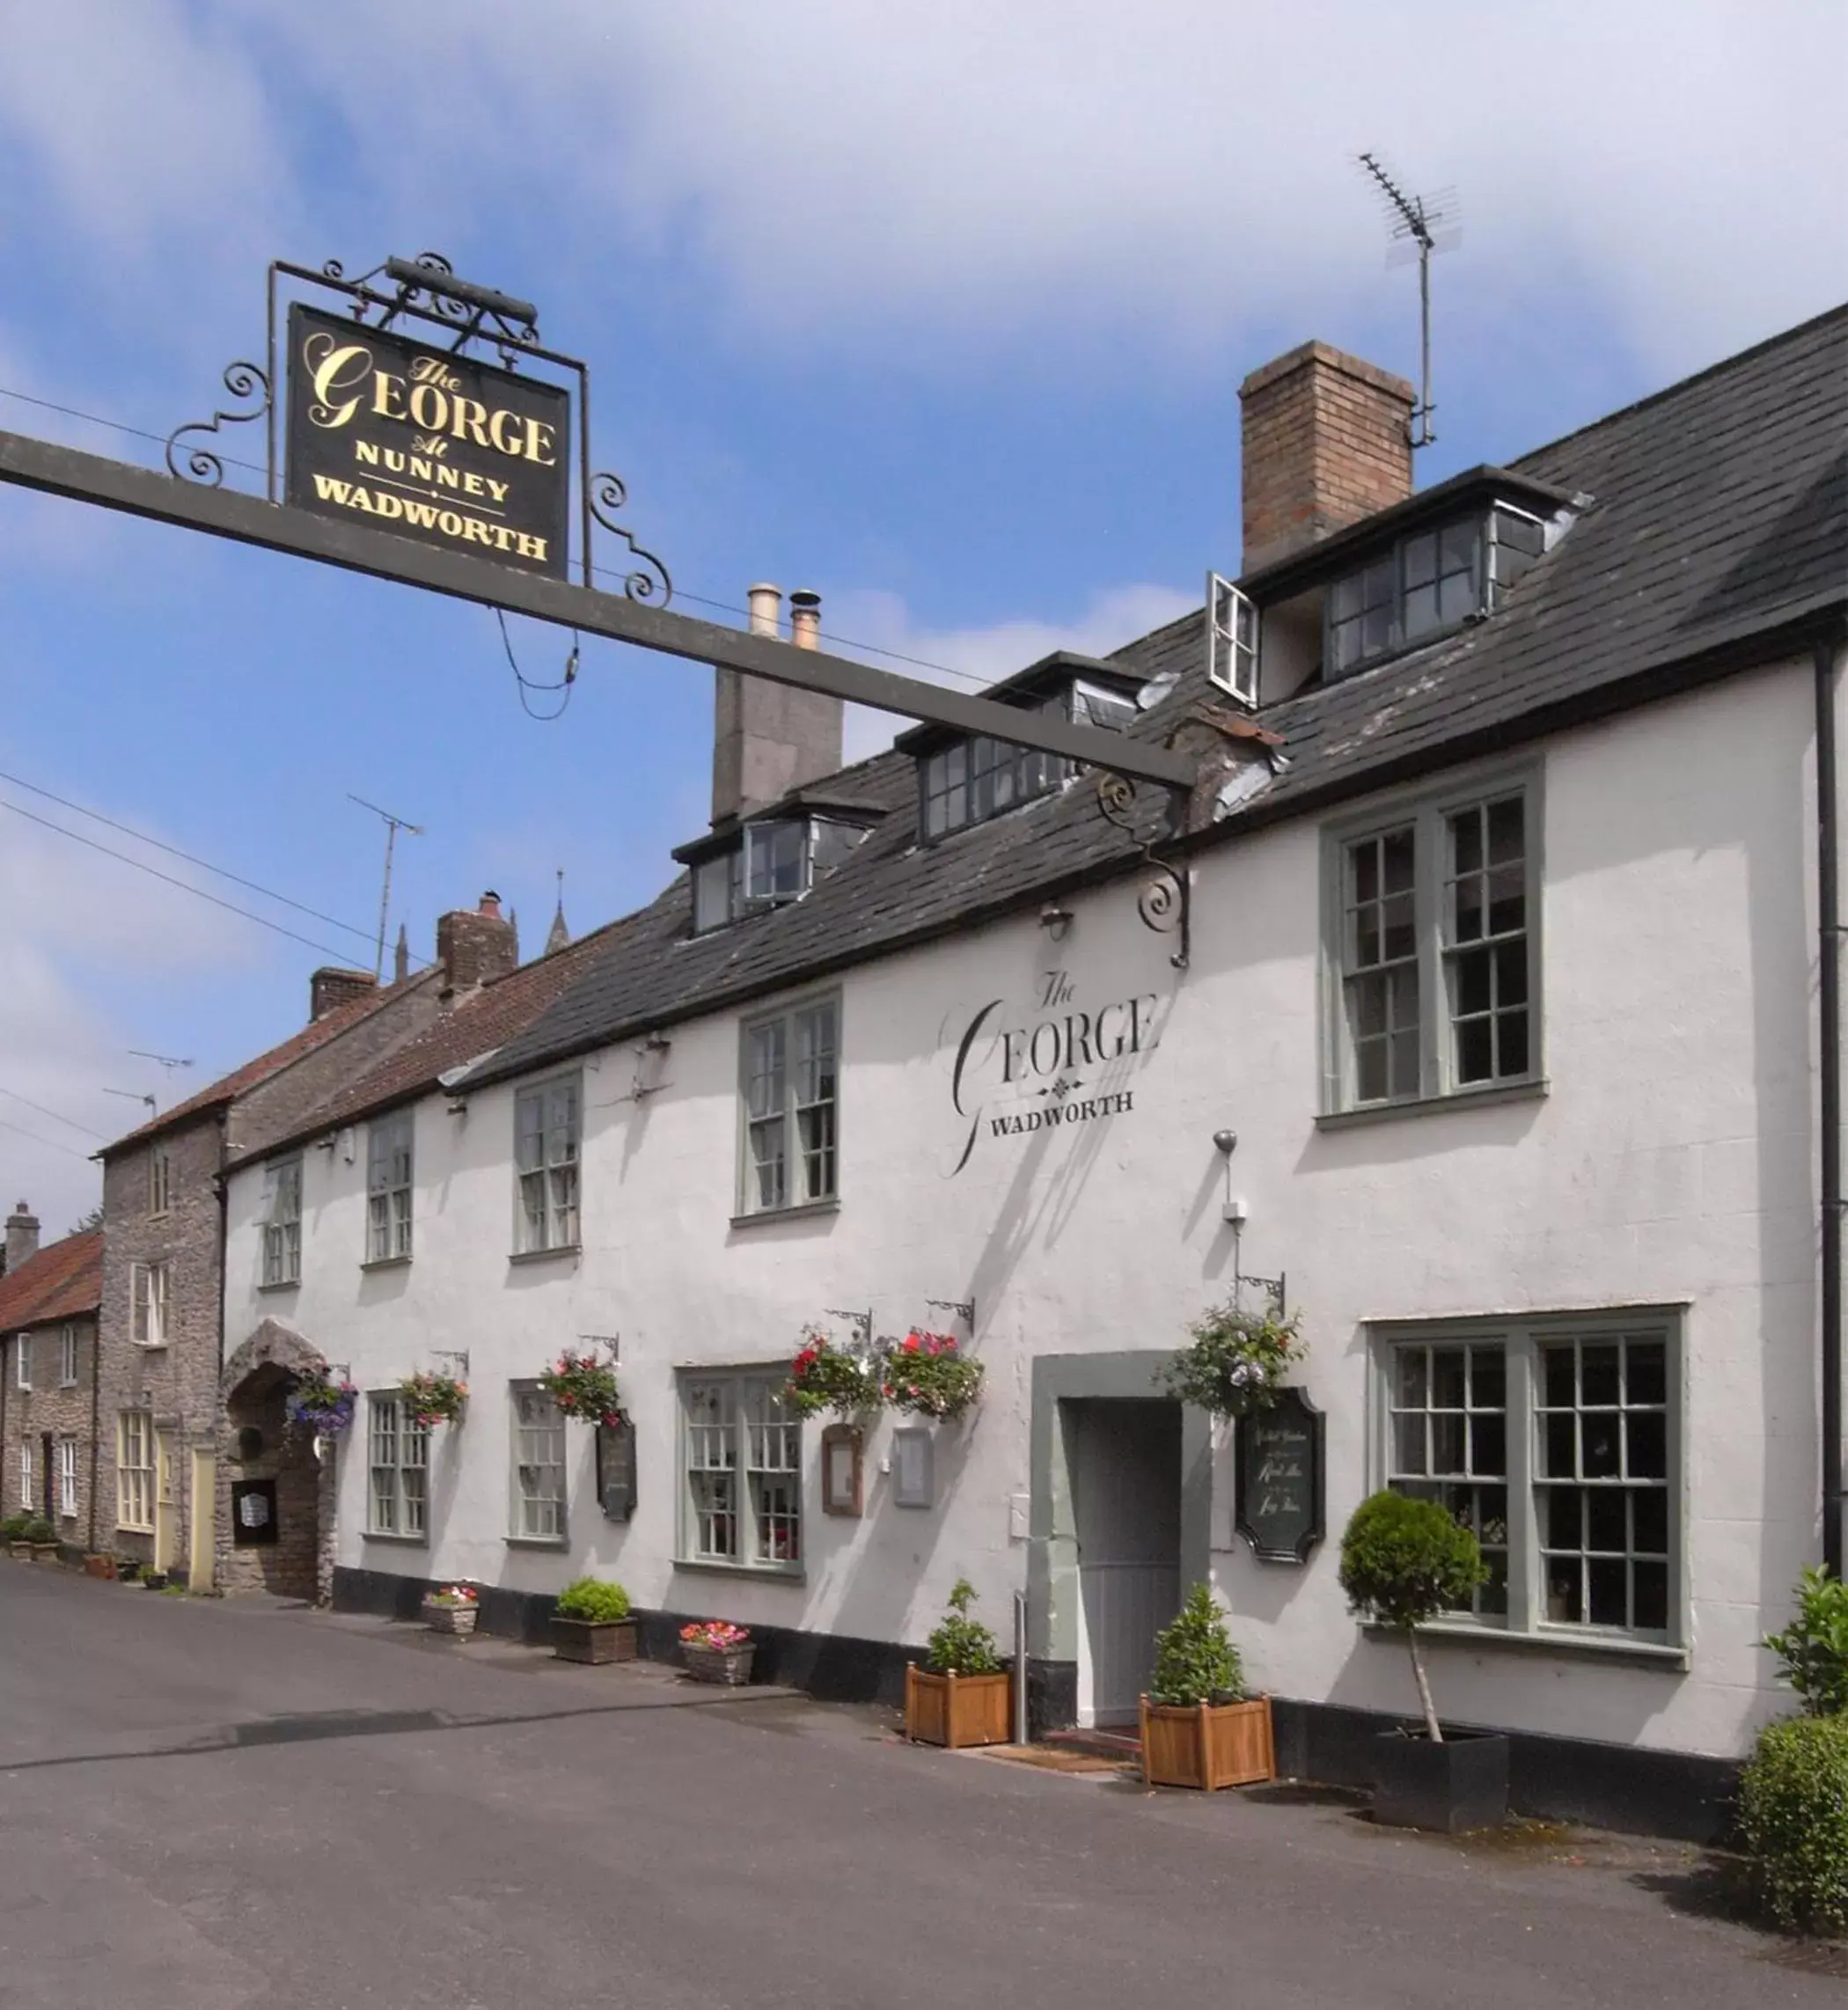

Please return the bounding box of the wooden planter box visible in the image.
[905,1665,1014,1750]
[682,1641,754,1685]
[551,1616,637,1664]
[1140,1695,1276,1790]
[422,1599,479,1638]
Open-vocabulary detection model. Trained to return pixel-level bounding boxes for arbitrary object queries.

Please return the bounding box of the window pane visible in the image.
[1402,532,1436,589]
[1432,1349,1466,1408]
[1544,1346,1577,1407]
[1381,893,1415,962]
[1450,805,1483,877]
[1396,1350,1427,1406]
[1440,520,1478,576]
[1632,1562,1669,1632]
[1546,1555,1583,1624]
[1486,869,1525,937]
[1626,1344,1667,1406]
[1393,1413,1427,1476]
[1581,1346,1620,1407]
[1544,1412,1576,1478]
[1496,1010,1530,1077]
[1626,1411,1667,1480]
[1403,583,1440,637]
[1456,946,1492,1016]
[1581,1416,1621,1478]
[1632,1487,1669,1555]
[1470,1347,1505,1409]
[1587,1490,1627,1552]
[1587,1558,1628,1626]
[1456,1016,1493,1083]
[1432,1413,1465,1474]
[1470,1412,1506,1475]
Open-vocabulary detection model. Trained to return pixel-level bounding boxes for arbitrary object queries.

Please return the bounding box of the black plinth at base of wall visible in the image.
[329,1571,1739,1845]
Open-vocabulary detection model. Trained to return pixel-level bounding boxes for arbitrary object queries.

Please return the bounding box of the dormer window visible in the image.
[689,812,876,935]
[913,669,1138,840]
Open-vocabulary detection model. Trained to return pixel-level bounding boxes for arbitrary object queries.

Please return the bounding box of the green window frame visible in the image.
[678,1368,802,1574]
[1322,767,1543,1113]
[1370,1308,1685,1650]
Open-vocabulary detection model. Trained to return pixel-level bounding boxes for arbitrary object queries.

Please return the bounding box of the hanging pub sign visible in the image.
[1234,1387,1324,1564]
[284,302,570,578]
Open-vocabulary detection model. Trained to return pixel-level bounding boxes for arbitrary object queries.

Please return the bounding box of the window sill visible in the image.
[360,1256,413,1273]
[361,1530,428,1546]
[115,1523,154,1537]
[1364,1618,1688,1671]
[673,1557,806,1584]
[508,1244,581,1266]
[730,1199,840,1230]
[504,1535,568,1551]
[256,1279,300,1294]
[1317,1077,1549,1131]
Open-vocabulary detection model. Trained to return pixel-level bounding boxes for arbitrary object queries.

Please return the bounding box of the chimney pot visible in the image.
[5,1201,40,1274]
[789,591,822,651]
[1239,341,1415,573]
[746,583,783,638]
[479,891,502,917]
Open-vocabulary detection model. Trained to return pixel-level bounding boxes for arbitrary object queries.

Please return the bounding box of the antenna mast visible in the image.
[1357,152,1457,450]
[348,794,426,980]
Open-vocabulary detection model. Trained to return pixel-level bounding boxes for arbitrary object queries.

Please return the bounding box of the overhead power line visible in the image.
[0,1115,92,1162]
[0,769,378,948]
[0,796,370,965]
[0,1085,106,1141]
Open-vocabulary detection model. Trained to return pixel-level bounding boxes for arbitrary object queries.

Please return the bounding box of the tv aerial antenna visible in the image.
[1357,152,1459,449]
[348,794,426,980]
[129,1050,194,1075]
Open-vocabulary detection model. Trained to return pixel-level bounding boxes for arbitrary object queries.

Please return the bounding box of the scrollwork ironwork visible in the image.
[1137,862,1185,935]
[165,361,271,487]
[1094,769,1191,967]
[589,472,672,605]
[1096,769,1138,831]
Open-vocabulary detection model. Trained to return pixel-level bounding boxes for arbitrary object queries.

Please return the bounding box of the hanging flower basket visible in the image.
[539,1352,623,1425]
[284,1372,357,1436]
[400,1369,469,1427]
[1157,1300,1304,1418]
[785,1328,883,1417]
[879,1331,984,1421]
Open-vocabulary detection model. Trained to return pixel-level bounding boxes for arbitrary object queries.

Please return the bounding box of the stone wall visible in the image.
[216,1319,336,1603]
[0,1317,99,1547]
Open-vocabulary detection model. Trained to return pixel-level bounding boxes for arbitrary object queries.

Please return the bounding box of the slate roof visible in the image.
[0,1229,101,1330]
[452,304,1847,1090]
[101,971,439,1157]
[250,910,650,1157]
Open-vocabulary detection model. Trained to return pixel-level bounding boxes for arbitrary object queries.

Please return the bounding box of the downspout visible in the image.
[87,1315,100,1554]
[1817,634,1844,1581]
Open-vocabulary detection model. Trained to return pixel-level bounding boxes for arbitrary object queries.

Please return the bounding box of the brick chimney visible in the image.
[5,1201,40,1274]
[711,584,842,825]
[1239,342,1416,574]
[437,891,519,996]
[310,967,378,1021]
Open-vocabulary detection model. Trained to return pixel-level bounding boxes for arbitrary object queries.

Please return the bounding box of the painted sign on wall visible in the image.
[285,304,569,577]
[948,967,1162,1173]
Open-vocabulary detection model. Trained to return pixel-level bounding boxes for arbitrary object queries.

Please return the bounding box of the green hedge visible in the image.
[1738,1714,1848,1934]
[554,1576,631,1624]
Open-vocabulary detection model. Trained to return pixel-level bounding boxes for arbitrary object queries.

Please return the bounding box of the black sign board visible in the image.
[596,1418,636,1522]
[1234,1388,1324,1564]
[285,303,569,578]
[230,1478,279,1547]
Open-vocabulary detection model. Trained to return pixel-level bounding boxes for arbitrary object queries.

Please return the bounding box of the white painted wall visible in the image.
[224,656,1828,1760]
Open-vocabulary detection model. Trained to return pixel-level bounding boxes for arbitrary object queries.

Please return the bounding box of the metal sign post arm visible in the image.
[0,428,1196,792]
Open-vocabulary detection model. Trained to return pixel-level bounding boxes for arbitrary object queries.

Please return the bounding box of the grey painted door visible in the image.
[1067,1399,1182,1727]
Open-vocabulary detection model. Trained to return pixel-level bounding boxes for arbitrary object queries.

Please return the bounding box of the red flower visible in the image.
[903,1333,920,1353]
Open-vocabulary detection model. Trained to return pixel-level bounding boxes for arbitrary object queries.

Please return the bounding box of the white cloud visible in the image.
[830,581,1198,760]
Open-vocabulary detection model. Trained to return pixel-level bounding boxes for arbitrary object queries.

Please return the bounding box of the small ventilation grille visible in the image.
[1206,573,1258,707]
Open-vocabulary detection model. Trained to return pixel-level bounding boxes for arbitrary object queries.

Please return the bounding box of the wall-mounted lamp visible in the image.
[1213,1129,1238,1156]
[1212,1129,1246,1224]
[1039,900,1074,943]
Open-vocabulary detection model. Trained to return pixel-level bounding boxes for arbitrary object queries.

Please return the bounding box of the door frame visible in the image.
[154,1428,180,1574]
[1026,1353,1212,1671]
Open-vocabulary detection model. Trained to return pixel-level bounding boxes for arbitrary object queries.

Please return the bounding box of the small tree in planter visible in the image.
[552,1576,637,1664]
[539,1352,624,1426]
[880,1332,984,1421]
[1339,1490,1502,1831]
[400,1369,469,1429]
[1158,1298,1304,1417]
[1140,1583,1275,1790]
[421,1583,480,1638]
[905,1578,1012,1748]
[785,1328,883,1417]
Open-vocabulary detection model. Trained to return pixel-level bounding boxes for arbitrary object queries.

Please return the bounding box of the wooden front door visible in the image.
[154,1430,180,1574]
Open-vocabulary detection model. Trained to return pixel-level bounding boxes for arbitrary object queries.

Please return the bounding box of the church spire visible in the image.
[546,869,570,956]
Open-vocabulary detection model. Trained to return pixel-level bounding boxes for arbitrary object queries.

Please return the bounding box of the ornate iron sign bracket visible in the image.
[164,250,670,603]
[1096,770,1192,969]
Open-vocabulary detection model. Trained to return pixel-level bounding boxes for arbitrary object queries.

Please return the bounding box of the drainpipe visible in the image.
[1818,635,1844,1581]
[87,1313,100,1554]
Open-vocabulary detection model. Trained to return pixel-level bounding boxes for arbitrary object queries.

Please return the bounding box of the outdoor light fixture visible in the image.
[1213,1130,1247,1224]
[1039,900,1074,942]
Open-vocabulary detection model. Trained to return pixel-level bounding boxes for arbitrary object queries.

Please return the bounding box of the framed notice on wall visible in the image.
[1233,1388,1324,1564]
[821,1425,863,1516]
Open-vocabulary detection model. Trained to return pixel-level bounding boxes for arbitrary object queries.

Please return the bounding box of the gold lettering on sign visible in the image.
[308,474,546,561]
[304,334,374,429]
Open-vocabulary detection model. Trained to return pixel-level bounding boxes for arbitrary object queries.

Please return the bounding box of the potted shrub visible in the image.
[1158,1297,1305,1417]
[142,1569,169,1590]
[551,1577,637,1663]
[879,1332,984,1421]
[1140,1583,1275,1790]
[785,1328,883,1417]
[679,1619,754,1685]
[2,1514,30,1560]
[1338,1490,1503,1832]
[421,1583,480,1637]
[115,1553,143,1583]
[904,1579,1012,1748]
[400,1368,469,1428]
[25,1516,60,1564]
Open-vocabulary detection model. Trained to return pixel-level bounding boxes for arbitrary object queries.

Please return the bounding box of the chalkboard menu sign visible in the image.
[596,1419,636,1522]
[1234,1388,1324,1564]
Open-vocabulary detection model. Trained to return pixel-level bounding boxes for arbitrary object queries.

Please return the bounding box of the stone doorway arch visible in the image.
[216,1318,336,1603]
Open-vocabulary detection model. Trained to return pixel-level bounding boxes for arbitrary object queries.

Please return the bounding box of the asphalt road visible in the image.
[0,1565,1836,2009]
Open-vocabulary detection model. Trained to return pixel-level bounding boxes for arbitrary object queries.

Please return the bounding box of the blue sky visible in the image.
[1,1,1844,1231]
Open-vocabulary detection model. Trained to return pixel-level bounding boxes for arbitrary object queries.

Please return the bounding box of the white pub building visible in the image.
[219,307,1847,1841]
